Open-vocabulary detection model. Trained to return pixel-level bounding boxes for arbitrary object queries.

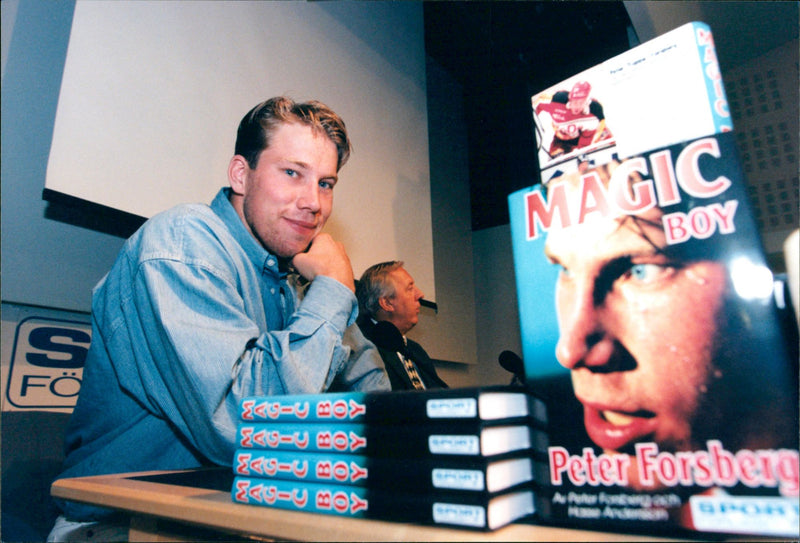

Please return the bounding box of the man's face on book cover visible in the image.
[543,163,729,456]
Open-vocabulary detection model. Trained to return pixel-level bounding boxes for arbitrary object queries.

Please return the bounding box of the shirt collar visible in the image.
[211,187,285,280]
[371,318,407,345]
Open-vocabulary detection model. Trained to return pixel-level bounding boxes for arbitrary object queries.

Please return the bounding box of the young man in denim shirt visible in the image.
[49,97,390,541]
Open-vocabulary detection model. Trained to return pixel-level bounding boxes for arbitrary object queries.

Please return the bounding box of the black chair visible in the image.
[2,410,71,542]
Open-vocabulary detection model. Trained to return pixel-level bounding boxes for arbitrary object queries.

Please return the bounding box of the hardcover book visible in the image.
[232,476,539,530]
[233,449,549,494]
[509,21,799,538]
[239,385,546,426]
[236,420,547,458]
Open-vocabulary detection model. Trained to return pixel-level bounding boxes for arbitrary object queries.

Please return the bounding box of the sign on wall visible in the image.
[1,303,91,412]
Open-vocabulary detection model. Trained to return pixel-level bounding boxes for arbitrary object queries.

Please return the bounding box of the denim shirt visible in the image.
[56,188,389,520]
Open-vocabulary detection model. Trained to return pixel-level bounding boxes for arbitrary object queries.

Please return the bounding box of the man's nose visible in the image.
[554,278,611,370]
[297,182,321,212]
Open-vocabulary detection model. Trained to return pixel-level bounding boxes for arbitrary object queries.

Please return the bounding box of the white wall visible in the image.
[407,58,479,384]
[410,57,520,386]
[471,224,523,386]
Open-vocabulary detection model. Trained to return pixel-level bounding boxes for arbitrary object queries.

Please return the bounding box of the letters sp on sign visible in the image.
[6,317,91,409]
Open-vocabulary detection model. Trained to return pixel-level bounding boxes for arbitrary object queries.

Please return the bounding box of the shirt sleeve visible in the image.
[230,275,390,395]
[330,319,392,392]
[123,257,387,465]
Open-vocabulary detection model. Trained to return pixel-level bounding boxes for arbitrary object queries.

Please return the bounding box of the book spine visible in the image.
[690,21,733,134]
[240,393,369,423]
[236,422,543,457]
[233,449,548,492]
[234,449,370,486]
[239,387,545,426]
[231,476,534,529]
[236,422,372,454]
[232,476,370,518]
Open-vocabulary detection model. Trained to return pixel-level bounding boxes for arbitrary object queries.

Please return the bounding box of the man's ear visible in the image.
[377,296,394,314]
[228,155,249,195]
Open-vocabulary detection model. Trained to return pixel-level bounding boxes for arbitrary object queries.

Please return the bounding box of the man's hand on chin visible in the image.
[291,233,355,292]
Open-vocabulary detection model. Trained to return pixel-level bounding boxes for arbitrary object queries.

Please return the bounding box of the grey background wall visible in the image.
[2,1,797,390]
[2,1,125,314]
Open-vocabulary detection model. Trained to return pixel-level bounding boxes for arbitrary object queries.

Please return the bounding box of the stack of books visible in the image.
[231,385,549,530]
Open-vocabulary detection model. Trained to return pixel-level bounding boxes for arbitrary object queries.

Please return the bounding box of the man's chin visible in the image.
[279,239,314,260]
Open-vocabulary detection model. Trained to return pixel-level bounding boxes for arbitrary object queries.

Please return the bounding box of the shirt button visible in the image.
[270,288,276,294]
[267,258,275,267]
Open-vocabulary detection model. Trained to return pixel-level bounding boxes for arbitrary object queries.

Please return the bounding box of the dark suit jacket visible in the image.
[357,317,448,391]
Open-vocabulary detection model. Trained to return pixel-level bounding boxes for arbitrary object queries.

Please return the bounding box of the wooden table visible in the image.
[51,468,688,542]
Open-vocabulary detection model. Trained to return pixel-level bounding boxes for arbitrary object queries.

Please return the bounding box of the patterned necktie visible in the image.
[399,338,425,390]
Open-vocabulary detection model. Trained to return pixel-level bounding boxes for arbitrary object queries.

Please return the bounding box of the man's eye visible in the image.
[285,169,297,177]
[319,180,334,190]
[627,263,665,282]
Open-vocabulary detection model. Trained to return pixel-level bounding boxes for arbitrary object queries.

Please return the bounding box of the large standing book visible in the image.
[509,22,799,538]
[233,449,549,494]
[232,476,539,530]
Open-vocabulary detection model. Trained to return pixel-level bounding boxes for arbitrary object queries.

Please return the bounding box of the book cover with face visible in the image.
[511,22,799,538]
